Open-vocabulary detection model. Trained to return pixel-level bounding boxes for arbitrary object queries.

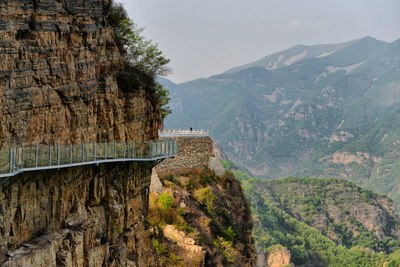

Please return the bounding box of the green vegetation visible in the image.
[155,83,171,119]
[108,2,171,118]
[108,2,169,78]
[194,187,216,216]
[149,169,253,266]
[233,171,400,266]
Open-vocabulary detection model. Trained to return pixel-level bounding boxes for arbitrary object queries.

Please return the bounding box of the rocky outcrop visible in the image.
[266,245,292,267]
[0,0,160,265]
[151,136,255,266]
[331,151,382,164]
[162,224,204,254]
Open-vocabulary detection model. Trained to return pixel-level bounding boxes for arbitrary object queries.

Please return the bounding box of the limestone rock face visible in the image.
[0,0,160,265]
[0,163,158,266]
[0,0,159,148]
[266,246,291,267]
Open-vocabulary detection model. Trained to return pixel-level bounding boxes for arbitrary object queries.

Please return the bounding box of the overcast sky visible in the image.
[118,0,400,83]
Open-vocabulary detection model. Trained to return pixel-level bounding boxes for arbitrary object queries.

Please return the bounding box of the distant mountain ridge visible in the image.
[161,36,400,205]
[224,38,358,74]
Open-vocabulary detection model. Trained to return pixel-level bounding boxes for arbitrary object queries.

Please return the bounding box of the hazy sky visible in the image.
[118,0,400,83]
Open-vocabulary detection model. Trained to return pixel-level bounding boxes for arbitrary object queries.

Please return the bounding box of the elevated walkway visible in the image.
[0,140,177,178]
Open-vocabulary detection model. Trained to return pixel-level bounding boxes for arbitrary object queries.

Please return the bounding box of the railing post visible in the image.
[21,145,24,169]
[13,147,16,173]
[155,141,158,157]
[9,148,13,174]
[57,144,60,166]
[132,141,135,159]
[49,145,52,166]
[82,143,85,162]
[123,141,126,159]
[114,140,116,159]
[35,144,39,167]
[104,141,107,160]
[69,144,72,164]
[149,141,153,159]
[94,142,96,161]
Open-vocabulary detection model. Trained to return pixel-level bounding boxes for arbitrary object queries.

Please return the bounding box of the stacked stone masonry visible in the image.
[156,136,214,175]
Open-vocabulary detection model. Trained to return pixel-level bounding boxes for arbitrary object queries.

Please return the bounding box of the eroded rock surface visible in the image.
[0,0,160,265]
[0,0,159,148]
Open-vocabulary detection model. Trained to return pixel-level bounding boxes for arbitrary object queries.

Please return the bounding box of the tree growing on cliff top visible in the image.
[108,2,170,78]
[156,83,171,119]
[108,2,171,118]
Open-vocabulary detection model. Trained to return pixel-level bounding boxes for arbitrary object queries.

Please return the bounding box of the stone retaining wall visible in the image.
[156,136,214,176]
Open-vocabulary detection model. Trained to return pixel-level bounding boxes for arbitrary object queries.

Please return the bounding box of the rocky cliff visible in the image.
[151,135,255,266]
[0,0,159,147]
[0,0,160,265]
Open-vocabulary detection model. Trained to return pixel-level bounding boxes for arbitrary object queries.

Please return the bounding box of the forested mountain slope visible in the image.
[238,175,400,266]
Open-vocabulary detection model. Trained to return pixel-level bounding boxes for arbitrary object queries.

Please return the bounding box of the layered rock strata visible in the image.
[0,0,159,147]
[0,0,160,265]
[1,163,158,266]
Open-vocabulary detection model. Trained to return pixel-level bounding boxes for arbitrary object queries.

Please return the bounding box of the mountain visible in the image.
[224,39,357,74]
[237,174,400,266]
[161,36,400,205]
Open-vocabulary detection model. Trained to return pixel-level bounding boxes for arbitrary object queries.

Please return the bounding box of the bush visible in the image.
[158,193,174,210]
[194,187,216,215]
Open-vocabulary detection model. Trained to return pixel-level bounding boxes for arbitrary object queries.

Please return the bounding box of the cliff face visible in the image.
[0,0,159,147]
[0,0,160,265]
[0,163,157,266]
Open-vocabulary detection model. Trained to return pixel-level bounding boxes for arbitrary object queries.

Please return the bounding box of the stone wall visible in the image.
[0,163,158,266]
[156,136,214,176]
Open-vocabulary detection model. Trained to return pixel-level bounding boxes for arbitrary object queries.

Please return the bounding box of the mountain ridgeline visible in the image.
[161,36,400,205]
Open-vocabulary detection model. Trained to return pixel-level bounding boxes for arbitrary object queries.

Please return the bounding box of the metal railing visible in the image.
[159,129,209,137]
[0,140,177,178]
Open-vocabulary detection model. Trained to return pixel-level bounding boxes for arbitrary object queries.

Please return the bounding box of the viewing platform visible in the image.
[158,129,210,137]
[0,140,177,178]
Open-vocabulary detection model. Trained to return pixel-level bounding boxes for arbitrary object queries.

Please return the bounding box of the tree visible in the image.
[108,2,171,119]
[109,2,170,78]
[155,83,171,119]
